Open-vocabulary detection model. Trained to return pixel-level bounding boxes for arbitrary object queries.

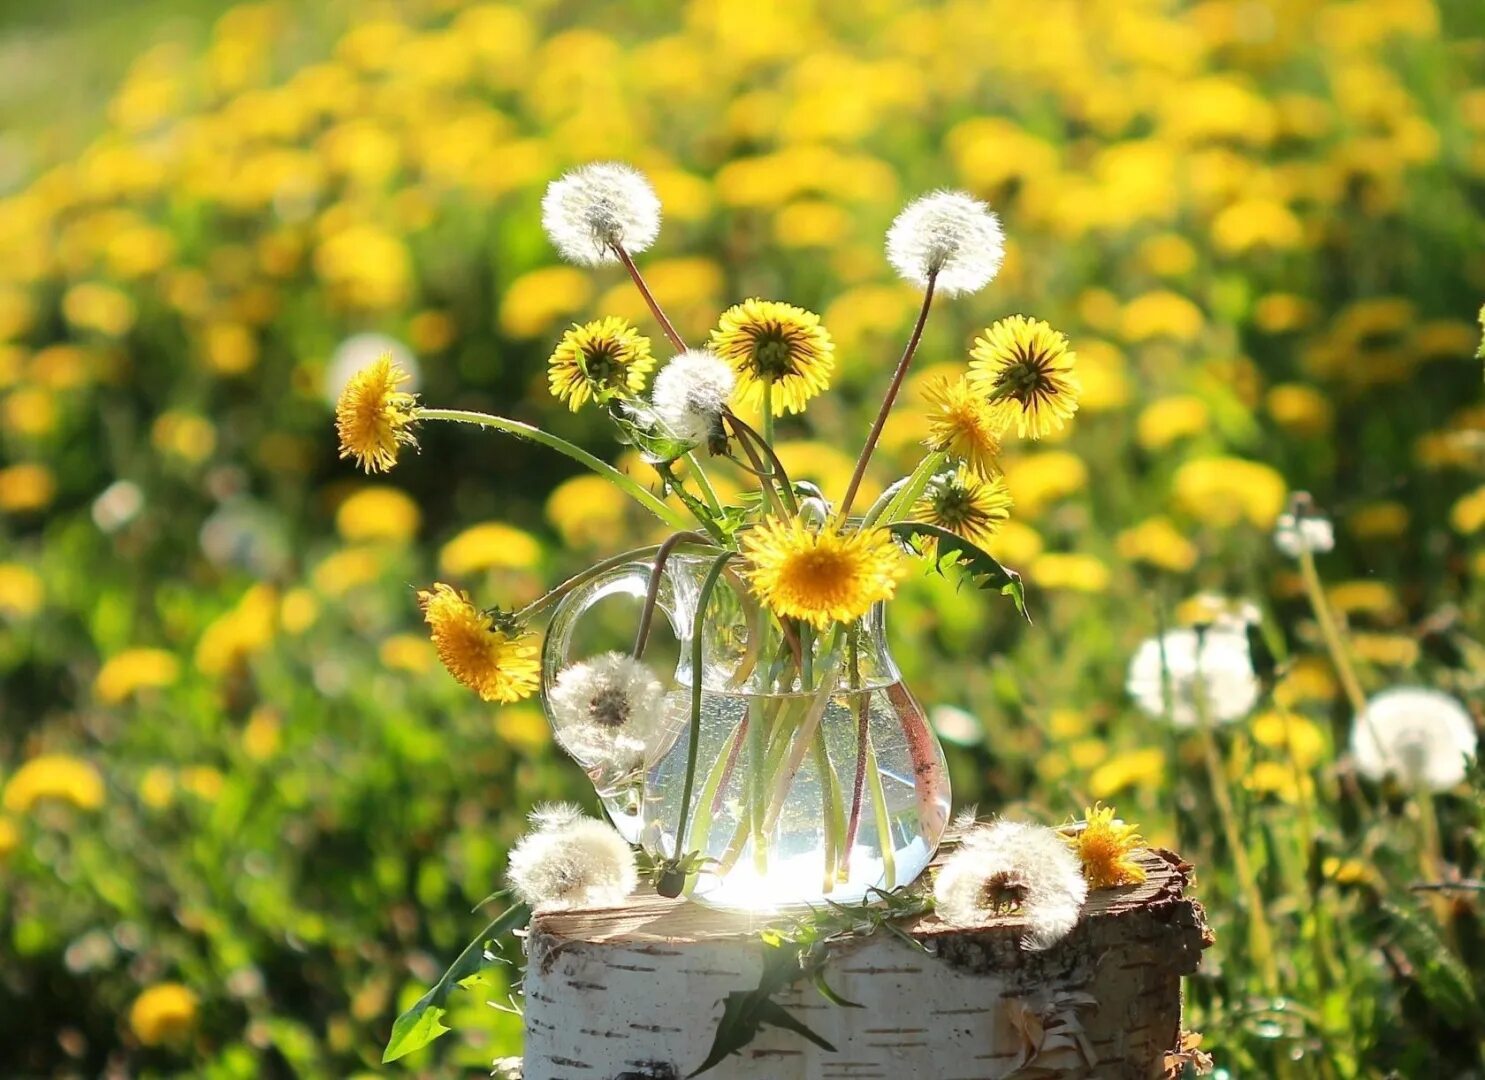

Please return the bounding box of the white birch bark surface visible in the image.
[520,846,1210,1080]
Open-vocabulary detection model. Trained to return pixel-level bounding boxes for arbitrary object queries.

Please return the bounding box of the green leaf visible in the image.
[690,943,836,1076]
[887,521,1029,620]
[811,969,862,1009]
[382,901,531,1064]
[1382,900,1479,1028]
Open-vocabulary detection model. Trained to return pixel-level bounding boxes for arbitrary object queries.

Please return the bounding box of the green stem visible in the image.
[418,408,690,530]
[864,723,896,890]
[655,461,728,543]
[682,717,746,893]
[725,410,798,516]
[685,451,724,518]
[674,553,735,857]
[1297,548,1368,720]
[870,451,947,527]
[811,726,846,890]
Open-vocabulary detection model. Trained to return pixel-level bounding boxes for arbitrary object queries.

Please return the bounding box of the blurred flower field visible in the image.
[2,0,1484,1075]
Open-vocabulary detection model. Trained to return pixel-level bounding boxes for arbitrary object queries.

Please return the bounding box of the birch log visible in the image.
[520,846,1210,1080]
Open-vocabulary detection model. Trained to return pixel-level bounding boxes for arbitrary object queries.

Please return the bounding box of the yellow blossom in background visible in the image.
[61,281,135,336]
[1327,580,1401,619]
[195,584,278,677]
[0,816,17,859]
[439,522,542,576]
[1348,632,1420,667]
[379,633,436,673]
[1088,748,1165,800]
[968,316,1080,439]
[1347,501,1410,540]
[1070,340,1132,412]
[1137,233,1198,277]
[498,266,592,338]
[1251,711,1328,768]
[546,474,629,548]
[180,766,224,801]
[279,588,319,635]
[1246,761,1315,803]
[3,755,105,812]
[1030,553,1111,593]
[312,547,383,597]
[1266,383,1334,437]
[1172,456,1287,528]
[0,563,44,618]
[241,708,282,761]
[335,486,421,544]
[334,355,419,473]
[1450,485,1485,534]
[494,705,551,752]
[95,648,181,704]
[4,386,58,438]
[711,298,835,416]
[921,377,1003,479]
[1253,293,1318,334]
[152,411,217,464]
[1211,197,1304,253]
[1001,451,1088,518]
[1117,516,1198,573]
[546,317,654,411]
[417,583,539,703]
[742,517,905,630]
[1322,857,1379,888]
[1275,658,1339,707]
[1066,804,1147,890]
[986,520,1044,568]
[138,767,175,810]
[129,983,199,1047]
[773,441,877,505]
[1137,396,1210,451]
[0,463,56,512]
[1120,290,1204,342]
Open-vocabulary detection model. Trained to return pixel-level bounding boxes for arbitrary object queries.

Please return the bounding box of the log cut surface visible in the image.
[522,844,1210,1080]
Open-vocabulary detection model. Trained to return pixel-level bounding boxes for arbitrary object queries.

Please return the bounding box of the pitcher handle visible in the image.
[539,561,679,704]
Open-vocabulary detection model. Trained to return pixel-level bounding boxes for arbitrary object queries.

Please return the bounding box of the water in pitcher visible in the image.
[638,675,950,911]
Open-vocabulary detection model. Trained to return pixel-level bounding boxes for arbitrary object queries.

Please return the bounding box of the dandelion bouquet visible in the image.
[336,162,1082,909]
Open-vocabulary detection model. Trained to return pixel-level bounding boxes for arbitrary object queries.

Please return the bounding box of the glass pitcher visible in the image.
[540,551,950,910]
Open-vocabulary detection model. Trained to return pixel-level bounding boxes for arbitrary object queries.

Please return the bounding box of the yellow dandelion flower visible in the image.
[417,583,540,703]
[914,469,1012,546]
[711,298,835,416]
[334,353,419,473]
[921,377,1003,479]
[3,754,105,813]
[95,648,181,705]
[546,316,653,411]
[741,517,906,630]
[1065,804,1147,890]
[129,983,199,1047]
[968,315,1080,439]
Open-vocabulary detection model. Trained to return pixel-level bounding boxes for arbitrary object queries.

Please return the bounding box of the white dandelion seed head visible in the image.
[527,802,586,832]
[651,349,736,447]
[1126,626,1258,728]
[547,652,673,774]
[507,811,638,910]
[885,189,1005,296]
[1351,687,1477,792]
[1273,512,1335,559]
[324,332,419,405]
[934,820,1089,950]
[541,162,662,267]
